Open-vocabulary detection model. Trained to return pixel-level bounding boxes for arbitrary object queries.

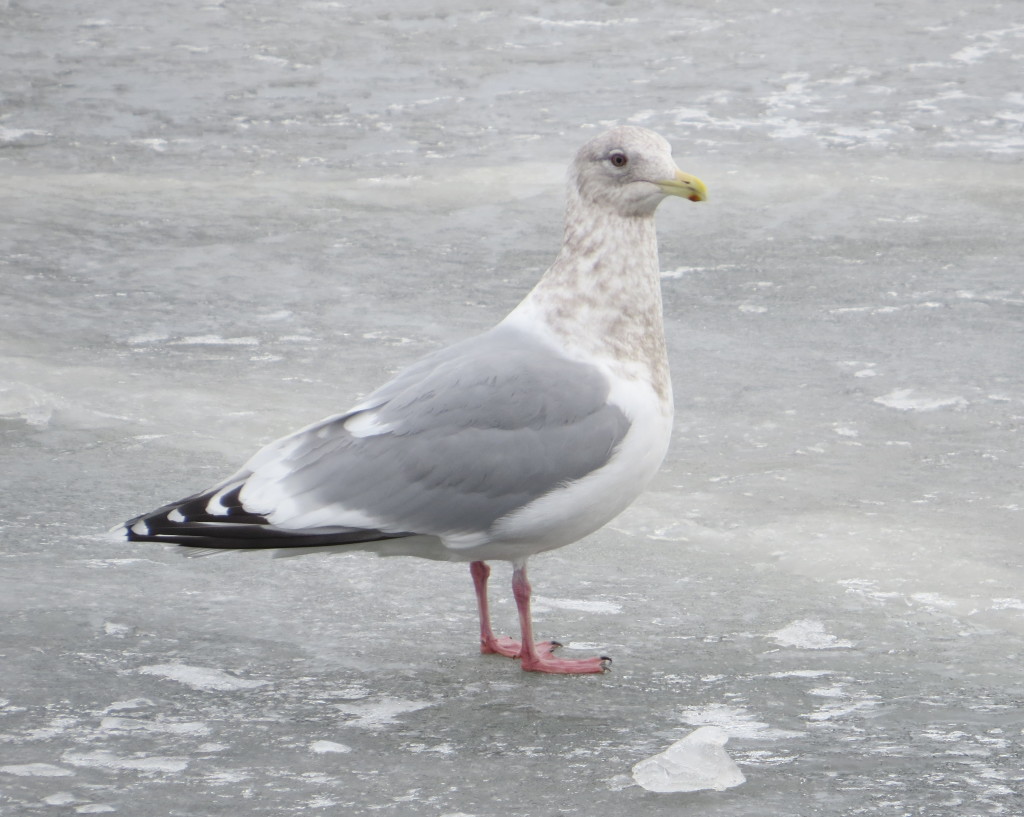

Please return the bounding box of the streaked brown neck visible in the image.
[507,199,671,401]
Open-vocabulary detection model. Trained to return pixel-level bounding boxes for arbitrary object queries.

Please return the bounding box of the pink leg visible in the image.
[470,561,559,659]
[512,561,609,674]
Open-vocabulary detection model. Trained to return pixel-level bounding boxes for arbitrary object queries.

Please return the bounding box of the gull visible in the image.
[120,126,707,673]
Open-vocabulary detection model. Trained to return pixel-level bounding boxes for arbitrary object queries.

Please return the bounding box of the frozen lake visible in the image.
[2,1,1022,814]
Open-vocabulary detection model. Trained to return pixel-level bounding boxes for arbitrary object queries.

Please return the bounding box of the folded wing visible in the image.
[125,325,630,551]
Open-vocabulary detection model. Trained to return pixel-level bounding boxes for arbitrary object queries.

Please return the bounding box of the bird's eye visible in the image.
[608,150,628,168]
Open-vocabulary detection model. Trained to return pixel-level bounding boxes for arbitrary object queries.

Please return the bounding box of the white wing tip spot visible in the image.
[343,410,394,438]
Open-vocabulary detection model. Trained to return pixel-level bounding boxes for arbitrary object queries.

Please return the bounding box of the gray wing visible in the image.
[236,324,630,537]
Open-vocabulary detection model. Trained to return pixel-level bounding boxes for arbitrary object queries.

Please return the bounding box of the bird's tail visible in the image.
[119,480,411,551]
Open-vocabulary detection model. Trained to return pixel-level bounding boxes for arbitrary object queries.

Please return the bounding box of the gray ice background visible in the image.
[2,1,1023,814]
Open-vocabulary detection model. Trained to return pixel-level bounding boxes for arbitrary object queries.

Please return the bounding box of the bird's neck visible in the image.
[504,203,671,400]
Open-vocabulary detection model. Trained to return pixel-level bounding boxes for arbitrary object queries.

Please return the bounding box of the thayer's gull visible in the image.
[120,126,707,674]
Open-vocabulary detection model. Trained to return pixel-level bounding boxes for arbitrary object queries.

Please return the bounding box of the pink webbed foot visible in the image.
[519,650,610,675]
[480,634,560,659]
[510,561,611,674]
[470,560,612,675]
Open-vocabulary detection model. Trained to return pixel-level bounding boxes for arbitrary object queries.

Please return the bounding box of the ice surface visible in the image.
[632,726,746,793]
[2,1,1024,815]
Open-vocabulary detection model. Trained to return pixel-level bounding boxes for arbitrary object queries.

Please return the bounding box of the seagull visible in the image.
[120,126,707,674]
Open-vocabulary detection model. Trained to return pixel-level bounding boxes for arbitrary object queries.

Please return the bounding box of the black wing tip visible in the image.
[120,495,416,552]
[119,480,275,545]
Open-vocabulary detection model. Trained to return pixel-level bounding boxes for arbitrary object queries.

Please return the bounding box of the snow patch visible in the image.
[62,750,188,773]
[678,703,799,740]
[335,698,435,729]
[769,620,854,650]
[874,388,968,412]
[138,664,270,692]
[168,335,260,346]
[310,740,352,754]
[42,792,77,805]
[532,596,622,614]
[99,717,210,736]
[0,126,49,146]
[0,762,74,777]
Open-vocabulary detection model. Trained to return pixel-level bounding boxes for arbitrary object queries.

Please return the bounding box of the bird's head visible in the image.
[569,126,707,218]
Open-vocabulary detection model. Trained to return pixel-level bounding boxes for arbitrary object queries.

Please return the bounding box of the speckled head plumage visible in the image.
[569,126,707,218]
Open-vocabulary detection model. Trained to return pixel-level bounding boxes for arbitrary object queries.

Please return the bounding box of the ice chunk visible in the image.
[631,726,746,793]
